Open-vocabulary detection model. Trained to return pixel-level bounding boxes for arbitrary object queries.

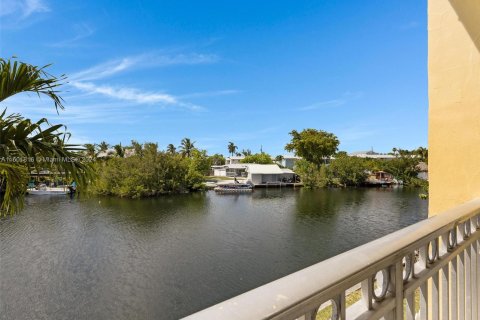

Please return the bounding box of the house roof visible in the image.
[281,154,302,160]
[246,164,285,174]
[281,168,295,174]
[416,162,428,171]
[227,164,248,169]
[349,153,396,159]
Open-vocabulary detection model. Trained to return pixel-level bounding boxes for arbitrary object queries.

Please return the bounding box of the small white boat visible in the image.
[27,187,68,195]
[214,183,253,194]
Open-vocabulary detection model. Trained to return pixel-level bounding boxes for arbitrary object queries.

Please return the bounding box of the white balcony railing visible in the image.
[183,199,480,320]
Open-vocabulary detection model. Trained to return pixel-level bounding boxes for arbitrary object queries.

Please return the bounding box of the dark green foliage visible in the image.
[328,155,368,187]
[240,153,273,164]
[285,129,339,167]
[294,160,329,188]
[89,143,209,198]
[210,153,225,165]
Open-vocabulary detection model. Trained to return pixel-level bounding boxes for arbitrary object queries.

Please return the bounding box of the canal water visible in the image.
[0,188,427,319]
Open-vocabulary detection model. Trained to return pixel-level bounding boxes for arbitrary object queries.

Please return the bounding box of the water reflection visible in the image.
[0,188,427,319]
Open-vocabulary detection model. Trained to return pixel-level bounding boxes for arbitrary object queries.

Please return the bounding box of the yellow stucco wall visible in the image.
[428,0,480,215]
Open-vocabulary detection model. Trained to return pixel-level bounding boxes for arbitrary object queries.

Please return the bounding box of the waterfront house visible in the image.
[185,1,480,319]
[245,164,295,186]
[211,164,248,177]
[365,170,395,186]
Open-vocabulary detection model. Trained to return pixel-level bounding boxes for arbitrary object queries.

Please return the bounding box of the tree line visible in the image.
[0,58,428,216]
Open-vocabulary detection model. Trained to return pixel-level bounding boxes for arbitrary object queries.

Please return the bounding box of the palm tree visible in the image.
[0,58,66,112]
[113,144,124,158]
[131,140,143,157]
[179,138,195,158]
[241,149,252,157]
[83,143,97,158]
[98,141,109,152]
[227,142,237,156]
[0,58,92,216]
[167,144,176,154]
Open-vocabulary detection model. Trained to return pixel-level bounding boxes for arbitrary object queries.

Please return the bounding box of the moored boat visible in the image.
[27,186,68,195]
[214,183,253,193]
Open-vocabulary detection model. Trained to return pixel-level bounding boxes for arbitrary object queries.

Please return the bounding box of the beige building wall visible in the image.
[428,0,480,215]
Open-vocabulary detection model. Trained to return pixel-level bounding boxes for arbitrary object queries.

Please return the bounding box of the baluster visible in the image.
[361,277,373,310]
[331,293,345,320]
[394,261,403,320]
[476,237,480,320]
[440,232,449,320]
[459,223,466,320]
[432,271,440,320]
[419,245,428,320]
[469,218,477,319]
[402,254,415,320]
[451,255,459,320]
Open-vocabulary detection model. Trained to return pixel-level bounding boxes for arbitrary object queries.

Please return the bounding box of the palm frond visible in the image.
[0,58,66,112]
[0,163,28,217]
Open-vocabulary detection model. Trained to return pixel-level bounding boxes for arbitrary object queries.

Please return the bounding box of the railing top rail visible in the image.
[182,198,480,320]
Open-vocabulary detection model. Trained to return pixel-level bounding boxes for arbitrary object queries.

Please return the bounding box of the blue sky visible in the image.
[0,0,427,156]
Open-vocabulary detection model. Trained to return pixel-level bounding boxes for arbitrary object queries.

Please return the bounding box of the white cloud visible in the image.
[299,91,363,111]
[70,81,203,111]
[0,0,49,18]
[179,89,240,99]
[70,52,218,81]
[49,23,95,47]
[71,81,177,104]
[70,58,138,81]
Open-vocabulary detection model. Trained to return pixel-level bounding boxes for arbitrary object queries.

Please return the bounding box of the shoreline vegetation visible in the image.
[0,58,428,216]
[84,131,428,199]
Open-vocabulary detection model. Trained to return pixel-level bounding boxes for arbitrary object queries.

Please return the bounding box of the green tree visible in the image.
[167,143,176,154]
[210,153,225,165]
[328,154,368,186]
[179,138,196,158]
[0,58,92,215]
[241,153,273,164]
[113,144,124,158]
[241,149,252,157]
[285,129,339,167]
[98,141,109,152]
[131,140,143,157]
[84,143,97,158]
[227,142,237,156]
[294,159,329,188]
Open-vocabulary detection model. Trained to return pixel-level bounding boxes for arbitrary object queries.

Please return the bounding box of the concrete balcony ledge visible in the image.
[183,199,480,320]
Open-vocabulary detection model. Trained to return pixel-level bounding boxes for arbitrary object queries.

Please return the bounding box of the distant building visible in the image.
[226,156,245,164]
[97,148,116,158]
[124,148,136,158]
[349,150,396,160]
[416,162,428,180]
[245,164,295,185]
[278,155,302,169]
[211,164,248,177]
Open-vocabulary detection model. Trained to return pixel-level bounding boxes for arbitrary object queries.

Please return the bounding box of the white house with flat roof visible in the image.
[211,164,248,177]
[245,164,295,185]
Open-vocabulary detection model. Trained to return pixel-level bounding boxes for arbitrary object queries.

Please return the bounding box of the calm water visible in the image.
[0,188,427,319]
